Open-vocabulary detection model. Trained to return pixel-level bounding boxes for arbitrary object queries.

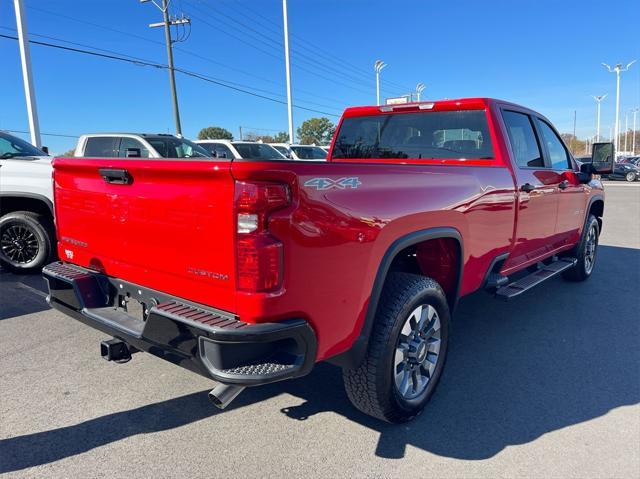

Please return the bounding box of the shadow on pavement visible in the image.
[1,245,638,471]
[0,270,49,320]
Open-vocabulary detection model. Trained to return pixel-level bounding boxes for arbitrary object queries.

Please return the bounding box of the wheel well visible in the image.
[388,237,461,307]
[0,196,53,219]
[589,199,604,230]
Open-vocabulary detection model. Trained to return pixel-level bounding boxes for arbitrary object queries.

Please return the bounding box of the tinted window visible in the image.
[199,143,233,159]
[84,137,118,157]
[332,110,493,160]
[502,111,543,168]
[0,132,48,158]
[232,143,284,160]
[272,145,291,157]
[291,146,327,159]
[536,119,571,170]
[118,137,149,158]
[146,137,210,158]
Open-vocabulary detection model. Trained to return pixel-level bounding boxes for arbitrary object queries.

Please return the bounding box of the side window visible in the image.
[118,137,149,158]
[83,137,118,157]
[536,119,571,170]
[501,111,544,168]
[214,144,232,159]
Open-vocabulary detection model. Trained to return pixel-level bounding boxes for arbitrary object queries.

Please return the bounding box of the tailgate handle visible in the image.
[99,168,133,185]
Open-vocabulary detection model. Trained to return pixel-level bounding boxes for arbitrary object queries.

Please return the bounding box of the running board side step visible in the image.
[495,257,578,300]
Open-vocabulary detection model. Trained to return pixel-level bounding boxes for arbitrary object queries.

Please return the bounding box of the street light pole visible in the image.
[602,60,636,152]
[624,112,629,152]
[593,95,606,142]
[13,0,41,147]
[416,83,425,102]
[632,108,639,155]
[374,60,386,106]
[282,0,294,144]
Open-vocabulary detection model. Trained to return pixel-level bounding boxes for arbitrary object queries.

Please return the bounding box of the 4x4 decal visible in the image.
[304,177,362,190]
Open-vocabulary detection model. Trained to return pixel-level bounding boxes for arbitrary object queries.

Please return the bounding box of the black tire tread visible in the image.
[0,210,55,273]
[562,214,599,282]
[342,272,447,422]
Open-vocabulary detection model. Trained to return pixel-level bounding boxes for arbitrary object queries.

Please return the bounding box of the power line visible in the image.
[22,5,349,108]
[228,0,415,93]
[0,33,340,117]
[182,1,378,97]
[3,128,78,139]
[0,26,341,111]
[188,0,386,91]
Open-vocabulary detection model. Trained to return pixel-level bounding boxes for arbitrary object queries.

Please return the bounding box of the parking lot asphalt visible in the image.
[1,182,639,479]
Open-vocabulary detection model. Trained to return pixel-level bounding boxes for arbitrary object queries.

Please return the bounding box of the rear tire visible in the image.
[0,211,55,273]
[342,273,450,423]
[562,214,599,282]
[625,171,637,182]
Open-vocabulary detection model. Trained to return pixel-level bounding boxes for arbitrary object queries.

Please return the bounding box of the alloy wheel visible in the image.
[394,304,442,400]
[0,223,40,265]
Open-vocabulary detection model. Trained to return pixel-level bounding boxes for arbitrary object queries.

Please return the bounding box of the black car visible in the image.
[607,160,640,182]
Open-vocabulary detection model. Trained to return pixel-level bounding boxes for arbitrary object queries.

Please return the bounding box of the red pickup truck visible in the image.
[44,98,614,422]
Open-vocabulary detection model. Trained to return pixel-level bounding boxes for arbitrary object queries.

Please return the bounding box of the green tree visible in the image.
[296,117,335,145]
[273,131,289,143]
[198,126,233,140]
[61,148,75,157]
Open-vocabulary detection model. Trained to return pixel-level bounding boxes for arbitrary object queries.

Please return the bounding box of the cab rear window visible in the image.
[331,110,493,160]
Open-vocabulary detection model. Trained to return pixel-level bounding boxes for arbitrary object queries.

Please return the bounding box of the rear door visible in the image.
[534,117,587,247]
[53,157,238,312]
[500,109,560,271]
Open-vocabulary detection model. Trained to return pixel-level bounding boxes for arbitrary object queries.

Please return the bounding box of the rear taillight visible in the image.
[235,181,290,292]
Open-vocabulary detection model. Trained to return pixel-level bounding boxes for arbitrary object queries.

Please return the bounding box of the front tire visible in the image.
[0,211,55,273]
[625,171,637,182]
[563,214,599,282]
[342,273,450,423]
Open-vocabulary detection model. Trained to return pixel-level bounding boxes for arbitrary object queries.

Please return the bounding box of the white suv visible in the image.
[0,131,55,272]
[75,133,211,158]
[196,140,285,160]
[270,143,327,161]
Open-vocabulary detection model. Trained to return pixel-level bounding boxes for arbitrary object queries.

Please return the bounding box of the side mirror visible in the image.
[125,148,141,158]
[590,142,615,174]
[41,146,49,154]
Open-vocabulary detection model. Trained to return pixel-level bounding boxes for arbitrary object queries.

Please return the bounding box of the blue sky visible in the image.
[1,0,639,154]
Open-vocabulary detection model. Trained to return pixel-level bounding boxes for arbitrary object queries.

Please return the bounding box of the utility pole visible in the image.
[282,0,294,144]
[374,60,386,106]
[593,95,606,142]
[142,0,190,136]
[239,126,243,141]
[13,0,41,147]
[632,108,639,154]
[415,83,425,102]
[602,60,636,152]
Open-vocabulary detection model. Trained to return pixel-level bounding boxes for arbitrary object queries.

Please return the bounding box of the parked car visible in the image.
[270,143,328,160]
[607,161,640,181]
[74,133,211,158]
[45,98,613,423]
[0,131,56,272]
[196,140,285,160]
[618,156,639,166]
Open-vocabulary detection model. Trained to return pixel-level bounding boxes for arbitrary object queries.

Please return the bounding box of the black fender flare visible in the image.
[585,194,604,230]
[329,227,463,369]
[0,192,54,216]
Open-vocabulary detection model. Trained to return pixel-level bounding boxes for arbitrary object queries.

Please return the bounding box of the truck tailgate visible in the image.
[53,158,237,312]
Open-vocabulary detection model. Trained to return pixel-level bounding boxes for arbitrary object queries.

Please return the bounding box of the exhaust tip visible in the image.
[208,384,245,409]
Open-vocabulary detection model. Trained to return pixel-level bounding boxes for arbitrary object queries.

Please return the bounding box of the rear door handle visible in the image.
[520,183,536,193]
[558,180,569,190]
[99,168,133,185]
